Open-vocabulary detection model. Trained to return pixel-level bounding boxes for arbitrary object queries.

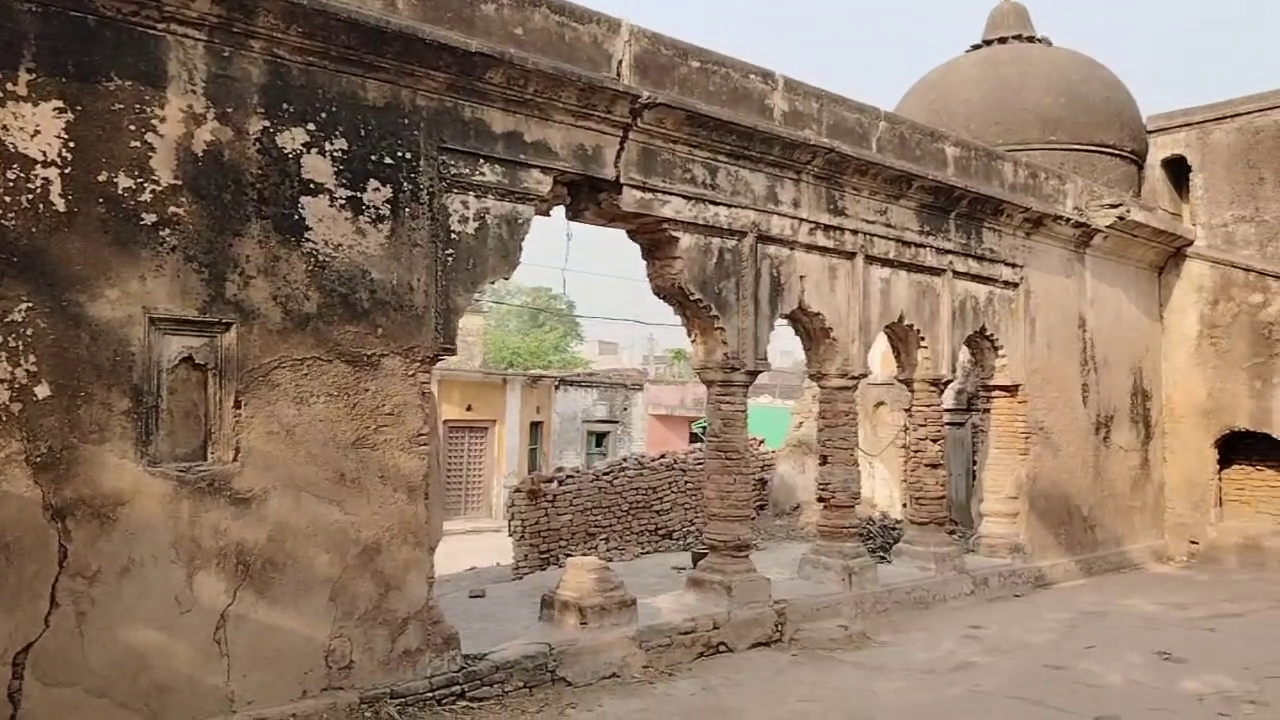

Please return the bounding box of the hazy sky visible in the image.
[509,0,1278,363]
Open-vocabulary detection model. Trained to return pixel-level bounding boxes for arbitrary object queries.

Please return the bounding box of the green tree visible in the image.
[478,281,590,372]
[666,347,695,379]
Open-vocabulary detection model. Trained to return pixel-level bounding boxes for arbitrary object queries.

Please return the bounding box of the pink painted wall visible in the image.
[644,381,706,411]
[647,415,696,453]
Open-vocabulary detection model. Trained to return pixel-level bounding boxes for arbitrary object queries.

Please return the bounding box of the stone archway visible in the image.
[941,329,999,532]
[858,331,909,519]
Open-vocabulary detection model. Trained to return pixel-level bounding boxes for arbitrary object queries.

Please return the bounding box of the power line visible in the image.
[479,298,792,330]
[559,215,573,294]
[480,298,686,328]
[520,261,650,284]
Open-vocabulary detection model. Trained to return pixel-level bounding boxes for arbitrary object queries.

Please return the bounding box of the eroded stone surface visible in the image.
[1,0,1259,716]
[539,557,639,630]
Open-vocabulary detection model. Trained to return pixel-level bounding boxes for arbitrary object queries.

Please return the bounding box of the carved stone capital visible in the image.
[810,370,869,389]
[695,367,759,387]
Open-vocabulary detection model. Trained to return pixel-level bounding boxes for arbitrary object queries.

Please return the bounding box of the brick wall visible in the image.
[508,440,776,577]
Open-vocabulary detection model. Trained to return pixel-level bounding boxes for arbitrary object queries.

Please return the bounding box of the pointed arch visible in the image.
[882,317,930,380]
[631,230,733,368]
[783,302,837,375]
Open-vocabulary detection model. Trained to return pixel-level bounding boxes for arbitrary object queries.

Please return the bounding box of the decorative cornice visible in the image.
[25,0,1187,270]
[1081,201,1195,270]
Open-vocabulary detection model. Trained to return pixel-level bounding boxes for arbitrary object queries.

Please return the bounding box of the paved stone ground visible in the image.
[435,530,513,576]
[413,564,1280,719]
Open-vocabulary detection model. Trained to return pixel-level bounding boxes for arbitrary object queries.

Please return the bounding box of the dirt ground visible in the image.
[384,564,1280,719]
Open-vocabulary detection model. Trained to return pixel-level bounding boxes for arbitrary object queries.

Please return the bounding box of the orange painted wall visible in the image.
[647,414,694,453]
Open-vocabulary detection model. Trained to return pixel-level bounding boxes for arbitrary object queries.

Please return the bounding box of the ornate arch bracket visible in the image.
[629,226,744,371]
[432,150,563,360]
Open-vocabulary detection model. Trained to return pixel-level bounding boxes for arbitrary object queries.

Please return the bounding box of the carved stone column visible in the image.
[975,382,1027,558]
[797,372,878,590]
[685,368,772,607]
[893,375,964,573]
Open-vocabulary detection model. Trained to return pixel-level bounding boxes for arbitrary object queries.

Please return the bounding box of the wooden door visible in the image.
[442,423,492,519]
[946,411,975,529]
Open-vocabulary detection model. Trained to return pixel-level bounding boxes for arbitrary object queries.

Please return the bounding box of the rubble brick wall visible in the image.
[508,440,776,577]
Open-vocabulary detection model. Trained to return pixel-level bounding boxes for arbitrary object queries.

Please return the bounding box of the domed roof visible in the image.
[895,1,1147,179]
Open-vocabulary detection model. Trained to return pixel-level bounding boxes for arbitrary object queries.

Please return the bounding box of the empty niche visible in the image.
[143,314,238,468]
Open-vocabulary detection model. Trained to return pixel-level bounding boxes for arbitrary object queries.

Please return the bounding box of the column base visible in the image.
[539,557,639,630]
[974,534,1025,561]
[892,524,964,574]
[797,541,878,591]
[684,554,772,608]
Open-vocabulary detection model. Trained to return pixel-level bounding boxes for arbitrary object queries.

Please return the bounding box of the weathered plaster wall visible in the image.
[1149,94,1280,555]
[519,379,554,475]
[0,6,456,717]
[858,382,909,518]
[1020,241,1164,559]
[771,380,818,523]
[550,378,644,469]
[0,0,1194,714]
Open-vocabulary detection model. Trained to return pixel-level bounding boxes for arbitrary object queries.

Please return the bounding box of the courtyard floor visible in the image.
[434,540,1005,653]
[423,564,1280,718]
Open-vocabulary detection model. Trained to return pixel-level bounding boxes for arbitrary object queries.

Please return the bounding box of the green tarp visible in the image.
[689,403,794,450]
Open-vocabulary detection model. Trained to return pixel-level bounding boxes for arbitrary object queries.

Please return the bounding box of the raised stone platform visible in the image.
[231,541,1167,718]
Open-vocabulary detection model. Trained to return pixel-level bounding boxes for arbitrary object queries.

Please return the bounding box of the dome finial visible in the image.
[969,1,1050,51]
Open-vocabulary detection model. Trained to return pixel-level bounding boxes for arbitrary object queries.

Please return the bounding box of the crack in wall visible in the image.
[613,95,655,185]
[212,568,251,713]
[6,487,69,720]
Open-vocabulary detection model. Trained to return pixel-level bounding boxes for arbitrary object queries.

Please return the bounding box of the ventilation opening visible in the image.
[1216,430,1280,523]
[1160,154,1193,224]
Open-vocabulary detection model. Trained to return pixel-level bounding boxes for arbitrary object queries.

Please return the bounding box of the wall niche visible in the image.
[142,313,238,469]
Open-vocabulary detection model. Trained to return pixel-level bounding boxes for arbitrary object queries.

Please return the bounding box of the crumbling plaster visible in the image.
[0,0,1194,716]
[550,376,645,469]
[1149,95,1280,556]
[1,7,453,718]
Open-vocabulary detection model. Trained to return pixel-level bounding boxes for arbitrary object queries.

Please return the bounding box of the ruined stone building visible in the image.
[2,0,1279,717]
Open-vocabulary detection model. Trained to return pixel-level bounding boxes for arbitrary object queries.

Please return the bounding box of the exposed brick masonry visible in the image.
[508,441,775,578]
[905,377,949,526]
[1219,433,1280,522]
[699,376,758,563]
[975,383,1030,556]
[813,376,863,544]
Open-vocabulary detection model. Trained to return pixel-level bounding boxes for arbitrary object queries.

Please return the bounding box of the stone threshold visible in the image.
[214,541,1165,719]
[442,518,507,536]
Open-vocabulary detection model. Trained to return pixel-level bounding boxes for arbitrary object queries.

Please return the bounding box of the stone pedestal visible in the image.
[797,541,878,591]
[973,533,1024,560]
[684,554,773,608]
[892,524,964,574]
[539,556,638,630]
